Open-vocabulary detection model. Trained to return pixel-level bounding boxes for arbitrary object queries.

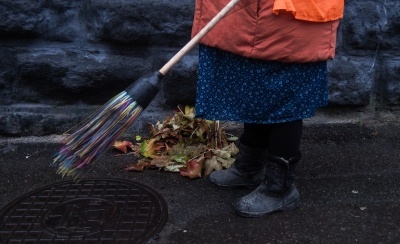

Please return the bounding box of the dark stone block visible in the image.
[341,0,400,51]
[0,48,16,105]
[83,0,195,45]
[328,56,374,106]
[0,0,45,37]
[379,58,400,105]
[162,54,198,106]
[13,48,152,105]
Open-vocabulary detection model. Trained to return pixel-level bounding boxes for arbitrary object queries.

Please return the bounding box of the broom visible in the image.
[54,0,241,179]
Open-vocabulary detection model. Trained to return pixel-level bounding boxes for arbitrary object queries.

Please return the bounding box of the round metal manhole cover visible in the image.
[0,178,168,243]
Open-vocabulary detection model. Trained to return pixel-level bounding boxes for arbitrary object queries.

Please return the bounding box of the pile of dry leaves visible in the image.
[113,105,239,178]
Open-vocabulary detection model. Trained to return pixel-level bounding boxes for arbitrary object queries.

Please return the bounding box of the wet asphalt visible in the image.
[0,120,400,243]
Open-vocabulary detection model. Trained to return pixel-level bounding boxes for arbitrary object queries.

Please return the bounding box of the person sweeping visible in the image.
[191,0,344,217]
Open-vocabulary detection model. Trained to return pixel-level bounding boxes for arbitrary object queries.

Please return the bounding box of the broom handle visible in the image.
[159,0,241,75]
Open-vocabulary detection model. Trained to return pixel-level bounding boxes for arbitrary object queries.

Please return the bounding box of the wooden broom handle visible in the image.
[159,0,241,75]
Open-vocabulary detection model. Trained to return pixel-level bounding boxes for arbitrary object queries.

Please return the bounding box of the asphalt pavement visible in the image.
[0,119,400,243]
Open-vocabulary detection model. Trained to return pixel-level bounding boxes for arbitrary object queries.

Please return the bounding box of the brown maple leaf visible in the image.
[179,156,205,179]
[125,160,152,171]
[113,140,135,153]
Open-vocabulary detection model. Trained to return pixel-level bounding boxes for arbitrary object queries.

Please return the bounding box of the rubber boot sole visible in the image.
[235,198,301,218]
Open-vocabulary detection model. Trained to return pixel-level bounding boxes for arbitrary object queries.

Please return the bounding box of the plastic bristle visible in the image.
[53,91,143,179]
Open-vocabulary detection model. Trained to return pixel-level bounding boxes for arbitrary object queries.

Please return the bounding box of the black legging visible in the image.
[239,120,303,159]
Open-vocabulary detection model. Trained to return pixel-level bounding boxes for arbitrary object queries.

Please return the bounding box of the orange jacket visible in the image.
[191,0,344,63]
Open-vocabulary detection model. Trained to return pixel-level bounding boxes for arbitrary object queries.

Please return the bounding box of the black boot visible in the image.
[208,144,267,188]
[233,152,301,217]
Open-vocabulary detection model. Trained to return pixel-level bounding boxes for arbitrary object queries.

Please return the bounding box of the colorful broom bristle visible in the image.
[53,91,143,179]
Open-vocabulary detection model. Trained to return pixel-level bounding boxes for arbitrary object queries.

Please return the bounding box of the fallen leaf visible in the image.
[227,136,239,142]
[171,154,189,164]
[140,138,165,158]
[165,164,185,172]
[212,149,231,159]
[217,157,235,169]
[125,160,152,171]
[150,156,173,168]
[223,143,239,155]
[114,140,134,153]
[179,156,205,178]
[204,156,222,176]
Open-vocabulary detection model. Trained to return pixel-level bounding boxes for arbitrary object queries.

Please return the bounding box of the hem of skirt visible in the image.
[195,113,316,124]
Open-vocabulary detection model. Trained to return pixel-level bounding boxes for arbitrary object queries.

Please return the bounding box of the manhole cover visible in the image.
[0,178,168,243]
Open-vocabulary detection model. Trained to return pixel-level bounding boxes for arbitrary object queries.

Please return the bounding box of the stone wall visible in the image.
[0,0,399,136]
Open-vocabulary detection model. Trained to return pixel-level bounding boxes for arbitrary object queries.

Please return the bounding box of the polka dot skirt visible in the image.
[195,45,329,124]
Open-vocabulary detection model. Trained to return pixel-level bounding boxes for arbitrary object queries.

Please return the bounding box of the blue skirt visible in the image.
[195,45,328,124]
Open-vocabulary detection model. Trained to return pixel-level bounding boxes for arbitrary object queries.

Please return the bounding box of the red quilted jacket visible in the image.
[191,0,344,63]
